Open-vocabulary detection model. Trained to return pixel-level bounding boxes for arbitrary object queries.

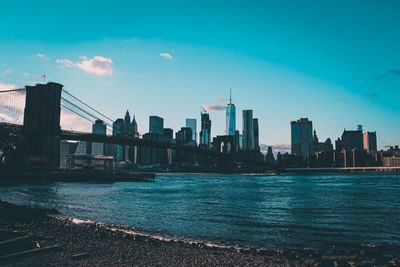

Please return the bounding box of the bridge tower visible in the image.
[23,82,63,170]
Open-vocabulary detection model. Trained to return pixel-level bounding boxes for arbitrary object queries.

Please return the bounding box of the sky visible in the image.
[1,0,399,153]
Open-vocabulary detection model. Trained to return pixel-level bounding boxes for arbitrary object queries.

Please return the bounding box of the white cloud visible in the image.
[0,82,17,91]
[160,53,173,60]
[23,73,31,77]
[35,53,50,60]
[56,56,113,76]
[76,56,113,76]
[202,104,225,111]
[1,69,12,76]
[56,59,74,68]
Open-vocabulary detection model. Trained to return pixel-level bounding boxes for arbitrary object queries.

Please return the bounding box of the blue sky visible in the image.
[1,0,399,152]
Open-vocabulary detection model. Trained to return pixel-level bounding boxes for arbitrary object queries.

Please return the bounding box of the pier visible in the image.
[282,166,400,174]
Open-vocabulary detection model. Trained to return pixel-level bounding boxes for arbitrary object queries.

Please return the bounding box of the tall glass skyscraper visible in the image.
[226,89,236,136]
[242,110,254,150]
[149,116,164,135]
[185,118,197,143]
[91,119,106,155]
[291,118,312,158]
[253,118,259,150]
[200,111,211,147]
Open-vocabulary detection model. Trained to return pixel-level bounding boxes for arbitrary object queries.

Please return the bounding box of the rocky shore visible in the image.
[1,200,399,266]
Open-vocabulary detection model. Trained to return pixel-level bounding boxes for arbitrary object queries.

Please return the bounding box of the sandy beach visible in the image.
[1,200,399,266]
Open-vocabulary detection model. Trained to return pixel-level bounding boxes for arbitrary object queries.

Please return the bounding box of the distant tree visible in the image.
[0,127,25,169]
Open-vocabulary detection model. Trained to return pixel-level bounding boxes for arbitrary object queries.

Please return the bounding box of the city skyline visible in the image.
[1,1,400,152]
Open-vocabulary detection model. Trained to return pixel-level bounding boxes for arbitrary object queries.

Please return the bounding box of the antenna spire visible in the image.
[229,88,232,104]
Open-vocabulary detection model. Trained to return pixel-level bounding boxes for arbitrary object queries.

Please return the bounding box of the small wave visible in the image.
[71,218,96,224]
[65,217,249,251]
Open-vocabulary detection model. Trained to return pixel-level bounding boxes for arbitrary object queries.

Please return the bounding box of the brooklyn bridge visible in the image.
[0,82,264,172]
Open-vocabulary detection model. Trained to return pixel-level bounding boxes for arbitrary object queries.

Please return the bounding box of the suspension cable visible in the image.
[61,97,113,128]
[62,89,114,123]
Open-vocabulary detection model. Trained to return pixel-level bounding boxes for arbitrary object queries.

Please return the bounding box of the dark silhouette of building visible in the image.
[344,148,368,167]
[175,127,195,166]
[199,111,211,148]
[265,146,275,165]
[311,129,333,153]
[253,118,259,151]
[234,130,240,151]
[149,116,164,135]
[176,127,193,144]
[111,118,124,161]
[335,138,342,152]
[23,82,63,170]
[277,152,303,168]
[185,118,197,143]
[162,128,175,165]
[92,119,106,156]
[291,118,312,158]
[163,128,173,139]
[242,110,254,150]
[340,129,363,151]
[140,133,167,165]
[333,151,345,167]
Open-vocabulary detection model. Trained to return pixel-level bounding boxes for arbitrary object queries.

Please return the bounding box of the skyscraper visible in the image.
[112,118,124,161]
[176,127,193,144]
[131,115,138,137]
[253,118,259,150]
[291,118,312,158]
[340,128,363,151]
[226,89,236,135]
[242,110,254,150]
[200,111,211,147]
[185,118,197,143]
[123,110,131,135]
[91,119,106,155]
[363,131,377,154]
[149,116,164,135]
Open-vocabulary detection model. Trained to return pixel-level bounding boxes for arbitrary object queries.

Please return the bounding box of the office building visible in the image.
[363,131,377,154]
[291,118,312,158]
[186,118,197,143]
[140,133,167,165]
[176,127,193,144]
[242,110,254,150]
[226,89,236,135]
[340,128,363,151]
[311,129,333,152]
[200,111,211,147]
[91,119,107,155]
[163,128,173,139]
[123,110,131,135]
[149,116,164,135]
[131,115,138,137]
[383,153,400,167]
[112,118,124,162]
[253,118,259,150]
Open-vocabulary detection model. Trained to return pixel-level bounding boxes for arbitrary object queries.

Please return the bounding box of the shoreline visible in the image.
[1,201,400,266]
